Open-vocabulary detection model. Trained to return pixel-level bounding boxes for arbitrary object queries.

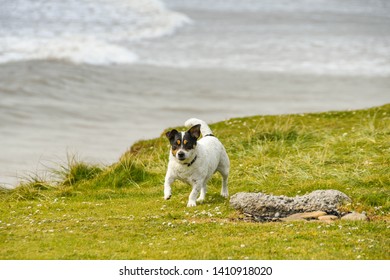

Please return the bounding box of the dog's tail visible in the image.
[185,118,213,137]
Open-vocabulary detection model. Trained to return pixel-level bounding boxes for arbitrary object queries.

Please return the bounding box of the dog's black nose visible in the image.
[178,151,185,159]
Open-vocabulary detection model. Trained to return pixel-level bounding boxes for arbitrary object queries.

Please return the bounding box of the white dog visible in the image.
[164,118,230,207]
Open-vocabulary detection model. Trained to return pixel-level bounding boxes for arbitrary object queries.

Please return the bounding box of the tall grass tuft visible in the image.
[60,160,102,186]
[0,173,54,201]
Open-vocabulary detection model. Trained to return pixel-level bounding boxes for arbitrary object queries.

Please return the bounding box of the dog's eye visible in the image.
[176,140,181,145]
[184,140,188,145]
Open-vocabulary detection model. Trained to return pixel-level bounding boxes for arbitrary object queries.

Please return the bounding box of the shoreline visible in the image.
[1,60,390,188]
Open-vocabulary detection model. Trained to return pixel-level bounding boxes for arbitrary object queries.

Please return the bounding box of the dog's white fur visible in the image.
[164,118,230,207]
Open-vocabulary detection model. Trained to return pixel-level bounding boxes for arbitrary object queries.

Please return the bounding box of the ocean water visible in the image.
[144,0,390,76]
[0,0,190,64]
[0,0,390,187]
[1,0,390,74]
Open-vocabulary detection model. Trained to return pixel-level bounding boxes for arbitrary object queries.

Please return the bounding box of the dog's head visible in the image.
[165,124,201,163]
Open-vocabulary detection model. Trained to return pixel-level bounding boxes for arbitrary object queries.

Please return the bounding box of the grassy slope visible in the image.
[0,105,389,260]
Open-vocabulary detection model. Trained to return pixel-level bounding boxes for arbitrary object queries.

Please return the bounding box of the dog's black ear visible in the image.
[166,129,179,142]
[188,124,201,139]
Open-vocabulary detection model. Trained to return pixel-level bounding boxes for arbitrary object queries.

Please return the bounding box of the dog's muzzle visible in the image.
[177,151,186,161]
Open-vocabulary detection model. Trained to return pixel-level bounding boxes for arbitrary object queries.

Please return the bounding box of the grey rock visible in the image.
[230,190,351,220]
[341,212,368,221]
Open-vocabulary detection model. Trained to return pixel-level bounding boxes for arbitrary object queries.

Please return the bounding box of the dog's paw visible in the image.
[221,191,229,198]
[164,191,171,200]
[196,198,205,204]
[187,201,197,207]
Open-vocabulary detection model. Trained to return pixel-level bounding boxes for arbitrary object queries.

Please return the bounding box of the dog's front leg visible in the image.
[187,183,202,207]
[164,174,175,200]
[197,183,207,204]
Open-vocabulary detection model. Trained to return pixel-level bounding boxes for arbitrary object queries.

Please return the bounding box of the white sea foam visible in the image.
[0,37,139,65]
[0,0,190,65]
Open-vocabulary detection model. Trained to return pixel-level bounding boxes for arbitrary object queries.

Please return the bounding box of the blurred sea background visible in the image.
[0,0,389,187]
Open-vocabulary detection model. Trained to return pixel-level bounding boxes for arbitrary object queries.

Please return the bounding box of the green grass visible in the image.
[1,104,389,260]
